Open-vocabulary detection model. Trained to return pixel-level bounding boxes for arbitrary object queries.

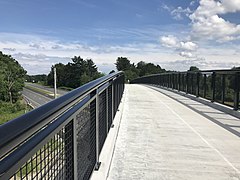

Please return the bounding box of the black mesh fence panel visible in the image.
[10,121,74,180]
[108,85,113,130]
[98,90,107,153]
[76,103,96,180]
[1,73,125,180]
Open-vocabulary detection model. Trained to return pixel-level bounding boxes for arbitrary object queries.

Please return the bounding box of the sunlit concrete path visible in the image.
[107,84,240,180]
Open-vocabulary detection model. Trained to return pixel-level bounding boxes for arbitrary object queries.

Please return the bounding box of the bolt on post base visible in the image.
[94,162,101,171]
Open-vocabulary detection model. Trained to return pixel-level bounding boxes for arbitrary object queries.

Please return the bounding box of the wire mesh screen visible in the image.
[98,90,107,153]
[1,73,125,180]
[10,121,74,180]
[114,81,118,116]
[108,85,113,130]
[76,103,96,180]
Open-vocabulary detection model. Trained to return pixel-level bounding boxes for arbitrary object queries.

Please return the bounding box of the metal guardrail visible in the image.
[131,69,240,111]
[0,72,125,180]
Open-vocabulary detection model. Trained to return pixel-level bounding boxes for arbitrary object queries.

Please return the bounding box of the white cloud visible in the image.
[179,41,198,51]
[162,4,192,20]
[171,7,192,20]
[160,35,198,52]
[190,0,240,41]
[222,0,240,13]
[0,32,239,74]
[160,35,179,48]
[190,1,196,6]
[160,58,240,71]
[0,32,180,74]
[29,43,44,49]
[160,35,198,58]
[179,51,195,58]
[161,4,171,11]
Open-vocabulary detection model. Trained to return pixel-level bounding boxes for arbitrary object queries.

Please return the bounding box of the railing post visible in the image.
[221,74,225,104]
[211,72,216,102]
[191,73,194,94]
[196,72,200,97]
[184,73,186,92]
[186,73,189,94]
[168,74,170,88]
[164,75,166,87]
[106,87,109,134]
[234,72,240,111]
[112,81,114,122]
[178,73,180,91]
[172,74,174,89]
[174,74,176,90]
[203,74,207,98]
[95,90,101,170]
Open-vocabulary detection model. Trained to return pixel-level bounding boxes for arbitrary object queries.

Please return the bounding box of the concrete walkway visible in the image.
[107,84,240,180]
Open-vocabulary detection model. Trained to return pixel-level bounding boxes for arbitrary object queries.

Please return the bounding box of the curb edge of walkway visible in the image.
[90,86,127,180]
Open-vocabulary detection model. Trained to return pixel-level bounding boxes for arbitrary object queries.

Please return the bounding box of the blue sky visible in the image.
[0,0,240,74]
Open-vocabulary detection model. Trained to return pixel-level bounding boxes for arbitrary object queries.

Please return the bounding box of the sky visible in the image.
[0,0,240,75]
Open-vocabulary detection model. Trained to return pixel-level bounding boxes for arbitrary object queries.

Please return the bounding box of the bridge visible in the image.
[0,70,240,180]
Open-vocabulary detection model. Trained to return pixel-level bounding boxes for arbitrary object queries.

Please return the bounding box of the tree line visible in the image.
[0,51,27,124]
[47,56,105,88]
[0,51,26,104]
[115,57,168,82]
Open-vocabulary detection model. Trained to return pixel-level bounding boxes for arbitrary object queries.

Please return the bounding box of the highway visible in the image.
[25,82,68,96]
[23,83,69,109]
[22,88,52,108]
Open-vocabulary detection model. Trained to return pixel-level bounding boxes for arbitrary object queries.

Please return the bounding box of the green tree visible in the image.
[26,74,47,84]
[0,52,26,103]
[115,57,131,71]
[47,63,66,87]
[115,58,167,82]
[188,66,200,72]
[47,56,103,88]
[137,61,165,77]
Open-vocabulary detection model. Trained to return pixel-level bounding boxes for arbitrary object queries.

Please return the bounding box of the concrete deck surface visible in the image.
[107,84,240,180]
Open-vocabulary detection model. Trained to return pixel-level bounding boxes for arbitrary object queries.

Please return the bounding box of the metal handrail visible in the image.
[131,69,240,111]
[134,69,240,78]
[0,71,125,179]
[0,72,122,155]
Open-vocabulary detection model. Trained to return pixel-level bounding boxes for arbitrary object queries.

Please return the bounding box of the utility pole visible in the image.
[53,65,57,99]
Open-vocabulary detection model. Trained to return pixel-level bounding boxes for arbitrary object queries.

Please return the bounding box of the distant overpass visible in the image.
[0,70,239,180]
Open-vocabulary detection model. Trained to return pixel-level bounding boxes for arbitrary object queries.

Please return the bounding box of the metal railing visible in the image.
[131,69,240,111]
[0,72,125,180]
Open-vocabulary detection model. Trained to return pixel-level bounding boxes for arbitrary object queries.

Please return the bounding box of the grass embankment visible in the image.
[0,100,31,125]
[58,86,73,91]
[25,84,72,98]
[25,85,55,98]
[36,82,73,91]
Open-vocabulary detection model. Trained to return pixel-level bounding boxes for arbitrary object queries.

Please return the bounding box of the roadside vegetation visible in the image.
[47,56,105,88]
[0,51,28,125]
[115,57,168,82]
[0,100,31,125]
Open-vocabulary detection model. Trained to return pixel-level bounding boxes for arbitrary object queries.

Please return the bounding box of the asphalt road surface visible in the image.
[23,83,70,108]
[22,88,52,108]
[25,83,68,96]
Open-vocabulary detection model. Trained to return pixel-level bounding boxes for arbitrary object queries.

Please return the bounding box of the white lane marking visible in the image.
[154,91,240,174]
